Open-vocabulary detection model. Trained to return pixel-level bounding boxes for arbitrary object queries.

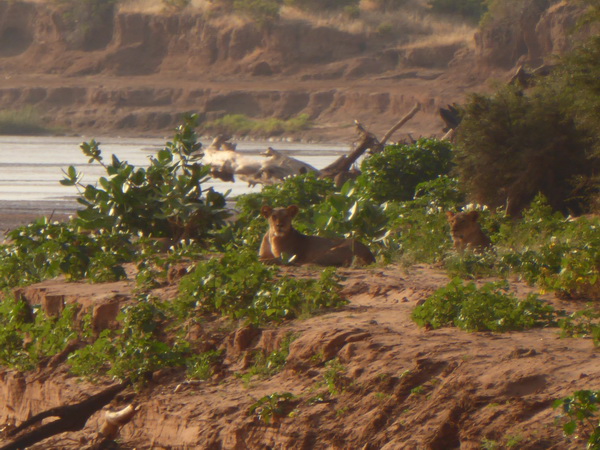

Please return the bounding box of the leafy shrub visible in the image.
[69,297,189,386]
[186,350,223,380]
[428,0,487,22]
[444,248,500,279]
[177,249,346,324]
[249,392,295,424]
[311,181,388,241]
[240,332,296,383]
[455,84,596,216]
[357,138,454,203]
[0,219,135,288]
[490,197,600,298]
[61,114,229,240]
[322,357,348,396]
[0,297,80,372]
[0,297,36,371]
[383,176,463,265]
[412,279,558,332]
[558,34,600,154]
[559,308,600,347]
[554,390,600,448]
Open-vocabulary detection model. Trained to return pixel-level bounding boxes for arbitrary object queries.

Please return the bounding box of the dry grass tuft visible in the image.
[118,0,212,14]
[280,0,475,47]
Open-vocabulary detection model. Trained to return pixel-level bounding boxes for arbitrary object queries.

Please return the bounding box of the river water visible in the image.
[0,135,348,220]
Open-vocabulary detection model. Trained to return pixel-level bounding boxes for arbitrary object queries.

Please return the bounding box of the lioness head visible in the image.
[446,210,491,251]
[261,205,299,237]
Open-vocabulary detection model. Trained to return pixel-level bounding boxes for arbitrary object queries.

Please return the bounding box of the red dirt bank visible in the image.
[0,264,598,448]
[0,1,585,141]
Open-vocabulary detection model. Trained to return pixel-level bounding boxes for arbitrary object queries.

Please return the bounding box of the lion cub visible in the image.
[446,211,492,252]
[259,205,376,266]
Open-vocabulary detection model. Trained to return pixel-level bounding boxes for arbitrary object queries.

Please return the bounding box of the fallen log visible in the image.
[1,382,129,450]
[319,103,421,180]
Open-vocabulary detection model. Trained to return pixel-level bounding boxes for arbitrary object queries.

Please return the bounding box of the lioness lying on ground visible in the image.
[446,210,492,252]
[259,205,376,266]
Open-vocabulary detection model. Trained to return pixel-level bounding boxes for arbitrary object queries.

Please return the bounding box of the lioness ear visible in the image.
[467,211,479,221]
[287,205,299,218]
[446,211,455,219]
[261,205,273,218]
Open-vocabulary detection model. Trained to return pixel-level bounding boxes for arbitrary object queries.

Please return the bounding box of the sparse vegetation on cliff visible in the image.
[200,113,312,137]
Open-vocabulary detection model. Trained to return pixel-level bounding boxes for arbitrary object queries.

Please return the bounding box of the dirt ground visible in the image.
[0,214,598,448]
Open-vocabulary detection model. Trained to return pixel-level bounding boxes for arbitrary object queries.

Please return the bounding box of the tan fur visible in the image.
[259,205,376,266]
[446,211,492,252]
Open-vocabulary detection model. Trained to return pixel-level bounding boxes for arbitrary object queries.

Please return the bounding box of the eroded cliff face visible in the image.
[475,0,588,70]
[0,0,588,139]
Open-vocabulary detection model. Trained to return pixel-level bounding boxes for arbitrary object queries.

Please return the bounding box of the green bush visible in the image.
[69,297,189,385]
[176,248,346,324]
[412,279,558,332]
[61,114,229,240]
[186,350,223,380]
[0,219,134,288]
[559,308,600,347]
[456,2,600,215]
[552,3,600,172]
[0,298,80,372]
[490,197,600,298]
[0,116,234,288]
[357,138,454,203]
[383,176,463,265]
[554,390,600,448]
[455,84,594,216]
[249,392,295,424]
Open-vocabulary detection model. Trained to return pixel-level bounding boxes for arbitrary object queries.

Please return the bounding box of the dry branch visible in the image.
[377,103,422,150]
[1,382,129,450]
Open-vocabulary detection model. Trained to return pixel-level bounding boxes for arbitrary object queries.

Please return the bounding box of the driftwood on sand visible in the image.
[203,103,421,186]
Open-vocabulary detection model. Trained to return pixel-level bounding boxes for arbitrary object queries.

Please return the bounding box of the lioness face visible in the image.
[446,211,479,237]
[446,210,490,251]
[262,205,299,237]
